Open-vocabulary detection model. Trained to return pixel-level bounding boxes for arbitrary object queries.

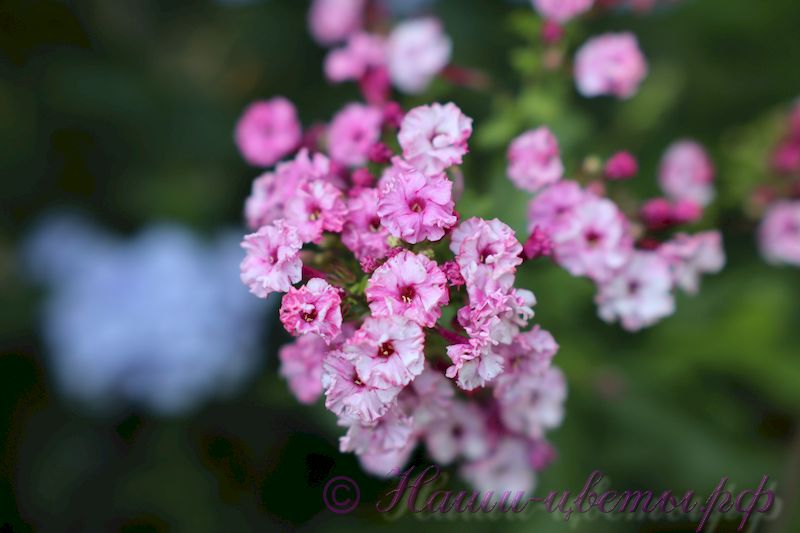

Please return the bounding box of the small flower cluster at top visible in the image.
[237,98,564,493]
[510,127,725,331]
[755,100,800,266]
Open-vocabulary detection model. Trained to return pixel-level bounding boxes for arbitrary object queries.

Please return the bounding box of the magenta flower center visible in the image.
[399,285,416,303]
[585,229,602,245]
[377,341,395,358]
[368,218,382,232]
[308,206,322,221]
[301,308,318,322]
[409,198,426,213]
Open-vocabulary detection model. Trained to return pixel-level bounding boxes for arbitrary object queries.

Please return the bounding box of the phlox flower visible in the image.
[497,366,567,440]
[279,278,343,343]
[308,0,364,45]
[342,315,425,389]
[398,102,472,175]
[460,437,537,495]
[507,127,564,193]
[658,140,715,207]
[324,32,386,82]
[327,103,384,166]
[340,406,415,455]
[278,333,328,404]
[574,32,647,99]
[377,167,456,243]
[235,97,302,167]
[445,337,504,391]
[759,201,800,266]
[365,250,449,328]
[659,231,725,294]
[322,350,401,424]
[387,18,451,94]
[342,187,391,261]
[423,401,491,465]
[399,367,455,429]
[532,0,594,23]
[450,217,523,297]
[285,179,348,243]
[240,220,303,297]
[595,250,675,331]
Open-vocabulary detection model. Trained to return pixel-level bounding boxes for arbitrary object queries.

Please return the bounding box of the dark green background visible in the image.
[1,0,799,531]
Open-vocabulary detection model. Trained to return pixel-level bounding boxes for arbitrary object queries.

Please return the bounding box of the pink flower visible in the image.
[278,333,328,404]
[342,315,425,389]
[446,338,504,390]
[322,350,400,424]
[604,151,638,180]
[308,0,364,45]
[398,102,473,175]
[327,103,384,166]
[460,437,536,494]
[551,196,632,282]
[377,167,457,243]
[366,250,449,328]
[574,32,647,99]
[450,217,523,298]
[527,180,588,235]
[285,179,348,243]
[522,226,554,260]
[660,231,725,293]
[279,278,343,343]
[595,250,675,331]
[659,140,715,207]
[240,220,302,297]
[759,201,800,266]
[235,98,302,167]
[497,366,567,439]
[457,289,536,346]
[506,127,564,192]
[340,406,415,455]
[494,326,559,399]
[342,187,391,261]
[387,18,451,94]
[424,401,491,464]
[244,149,339,230]
[400,367,454,429]
[324,32,386,82]
[533,0,595,23]
[358,439,416,478]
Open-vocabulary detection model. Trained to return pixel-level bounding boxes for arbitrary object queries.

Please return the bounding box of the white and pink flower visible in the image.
[398,102,473,175]
[507,127,564,193]
[240,220,303,297]
[574,32,647,99]
[279,278,343,343]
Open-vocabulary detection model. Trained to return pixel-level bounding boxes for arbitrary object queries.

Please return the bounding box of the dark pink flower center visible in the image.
[585,229,602,245]
[627,280,640,295]
[409,198,426,213]
[308,206,322,221]
[399,286,416,303]
[377,341,395,358]
[301,308,318,322]
[368,218,382,232]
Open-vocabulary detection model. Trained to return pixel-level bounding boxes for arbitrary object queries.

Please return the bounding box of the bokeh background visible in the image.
[2,0,800,531]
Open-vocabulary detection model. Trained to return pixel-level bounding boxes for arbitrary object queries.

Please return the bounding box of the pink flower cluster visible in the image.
[756,101,800,266]
[515,129,724,331]
[238,97,565,493]
[320,16,452,100]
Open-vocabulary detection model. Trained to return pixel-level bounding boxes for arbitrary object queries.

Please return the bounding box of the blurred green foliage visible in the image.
[2,0,800,531]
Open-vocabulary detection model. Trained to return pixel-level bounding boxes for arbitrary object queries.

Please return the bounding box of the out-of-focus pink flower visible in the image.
[342,187,391,261]
[595,250,675,331]
[424,401,490,464]
[279,333,328,404]
[308,0,365,46]
[541,20,565,44]
[400,367,454,429]
[446,337,504,390]
[450,217,523,298]
[494,326,559,398]
[280,278,343,343]
[640,197,675,230]
[240,220,302,297]
[387,18,452,94]
[533,0,594,22]
[553,196,632,282]
[377,167,457,243]
[457,289,535,346]
[324,32,386,82]
[340,406,415,456]
[322,350,400,424]
[245,149,338,230]
[358,438,417,478]
[366,250,449,328]
[497,366,566,439]
[527,180,588,235]
[604,151,638,180]
[506,127,564,193]
[285,179,348,243]
[235,98,302,167]
[460,437,536,494]
[342,315,425,389]
[328,103,384,166]
[660,231,725,294]
[759,201,800,266]
[398,102,473,175]
[771,139,800,175]
[659,140,715,207]
[574,32,647,99]
[523,226,554,260]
